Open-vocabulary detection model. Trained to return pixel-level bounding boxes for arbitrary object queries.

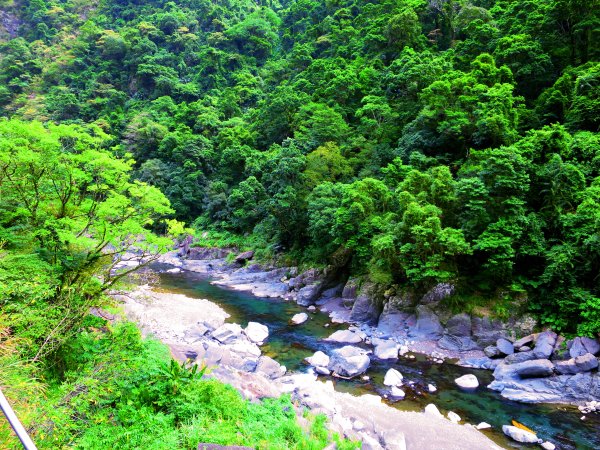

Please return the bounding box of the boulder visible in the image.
[383,368,403,386]
[211,323,244,344]
[428,384,437,393]
[328,345,371,378]
[472,317,507,347]
[512,359,555,378]
[484,345,502,358]
[234,250,254,263]
[255,356,286,379]
[305,351,330,368]
[373,339,401,359]
[454,374,479,389]
[324,329,363,344]
[290,313,308,325]
[229,341,261,358]
[390,386,405,398]
[496,338,515,356]
[533,331,557,359]
[408,305,444,340]
[505,351,537,364]
[342,277,360,299]
[296,284,320,306]
[502,425,539,444]
[350,283,382,324]
[476,422,492,430]
[570,337,600,358]
[555,353,599,375]
[513,334,535,349]
[445,313,472,337]
[244,322,269,344]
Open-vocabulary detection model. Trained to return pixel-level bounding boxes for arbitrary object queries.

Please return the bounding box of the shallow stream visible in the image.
[157,269,600,450]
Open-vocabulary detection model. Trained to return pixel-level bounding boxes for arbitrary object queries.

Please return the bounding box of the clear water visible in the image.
[156,269,600,450]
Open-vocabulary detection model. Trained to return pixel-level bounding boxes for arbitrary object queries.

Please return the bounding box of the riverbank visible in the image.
[114,282,503,450]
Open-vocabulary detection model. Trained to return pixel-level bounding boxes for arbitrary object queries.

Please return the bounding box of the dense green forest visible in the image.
[0,0,598,447]
[1,0,599,330]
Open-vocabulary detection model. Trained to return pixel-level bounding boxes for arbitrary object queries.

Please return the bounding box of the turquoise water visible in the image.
[157,269,600,450]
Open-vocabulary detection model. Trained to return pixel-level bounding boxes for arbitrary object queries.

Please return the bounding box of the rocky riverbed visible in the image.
[158,248,600,408]
[114,284,502,450]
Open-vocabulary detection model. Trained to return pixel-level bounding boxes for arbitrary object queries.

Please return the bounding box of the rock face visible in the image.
[438,313,478,351]
[328,346,371,378]
[383,368,403,387]
[454,374,479,389]
[290,313,308,325]
[472,317,506,347]
[244,322,269,344]
[502,425,539,444]
[324,329,363,344]
[408,305,443,340]
[533,331,557,359]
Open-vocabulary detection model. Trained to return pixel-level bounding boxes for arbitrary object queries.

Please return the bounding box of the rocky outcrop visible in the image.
[420,283,455,305]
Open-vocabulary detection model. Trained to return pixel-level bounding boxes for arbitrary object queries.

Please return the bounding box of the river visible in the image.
[155,267,600,450]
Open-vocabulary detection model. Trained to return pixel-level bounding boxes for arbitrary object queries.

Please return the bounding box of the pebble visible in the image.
[540,442,555,450]
[428,384,437,393]
[476,422,492,430]
[447,411,461,423]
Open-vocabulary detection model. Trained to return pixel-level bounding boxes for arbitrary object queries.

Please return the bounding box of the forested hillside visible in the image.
[0,0,598,334]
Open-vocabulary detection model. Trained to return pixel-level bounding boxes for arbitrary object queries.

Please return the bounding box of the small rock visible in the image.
[424,404,443,419]
[383,368,403,387]
[476,422,492,430]
[540,442,556,450]
[454,374,479,390]
[502,425,538,444]
[353,420,365,431]
[447,411,461,424]
[374,339,401,360]
[211,323,243,344]
[328,345,371,378]
[484,345,502,358]
[307,305,316,312]
[234,250,254,263]
[428,384,437,393]
[315,366,330,375]
[390,386,405,398]
[290,313,308,325]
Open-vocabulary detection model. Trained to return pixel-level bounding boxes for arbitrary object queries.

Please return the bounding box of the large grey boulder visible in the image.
[350,283,381,324]
[324,329,363,344]
[502,425,539,444]
[211,323,244,344]
[484,346,502,358]
[570,337,600,358]
[555,353,599,375]
[496,338,515,356]
[512,359,555,378]
[409,305,444,340]
[328,345,371,378]
[472,317,507,347]
[513,334,535,349]
[445,313,472,337]
[377,306,411,336]
[296,284,320,306]
[505,350,537,364]
[533,331,557,359]
[305,351,330,368]
[234,250,255,264]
